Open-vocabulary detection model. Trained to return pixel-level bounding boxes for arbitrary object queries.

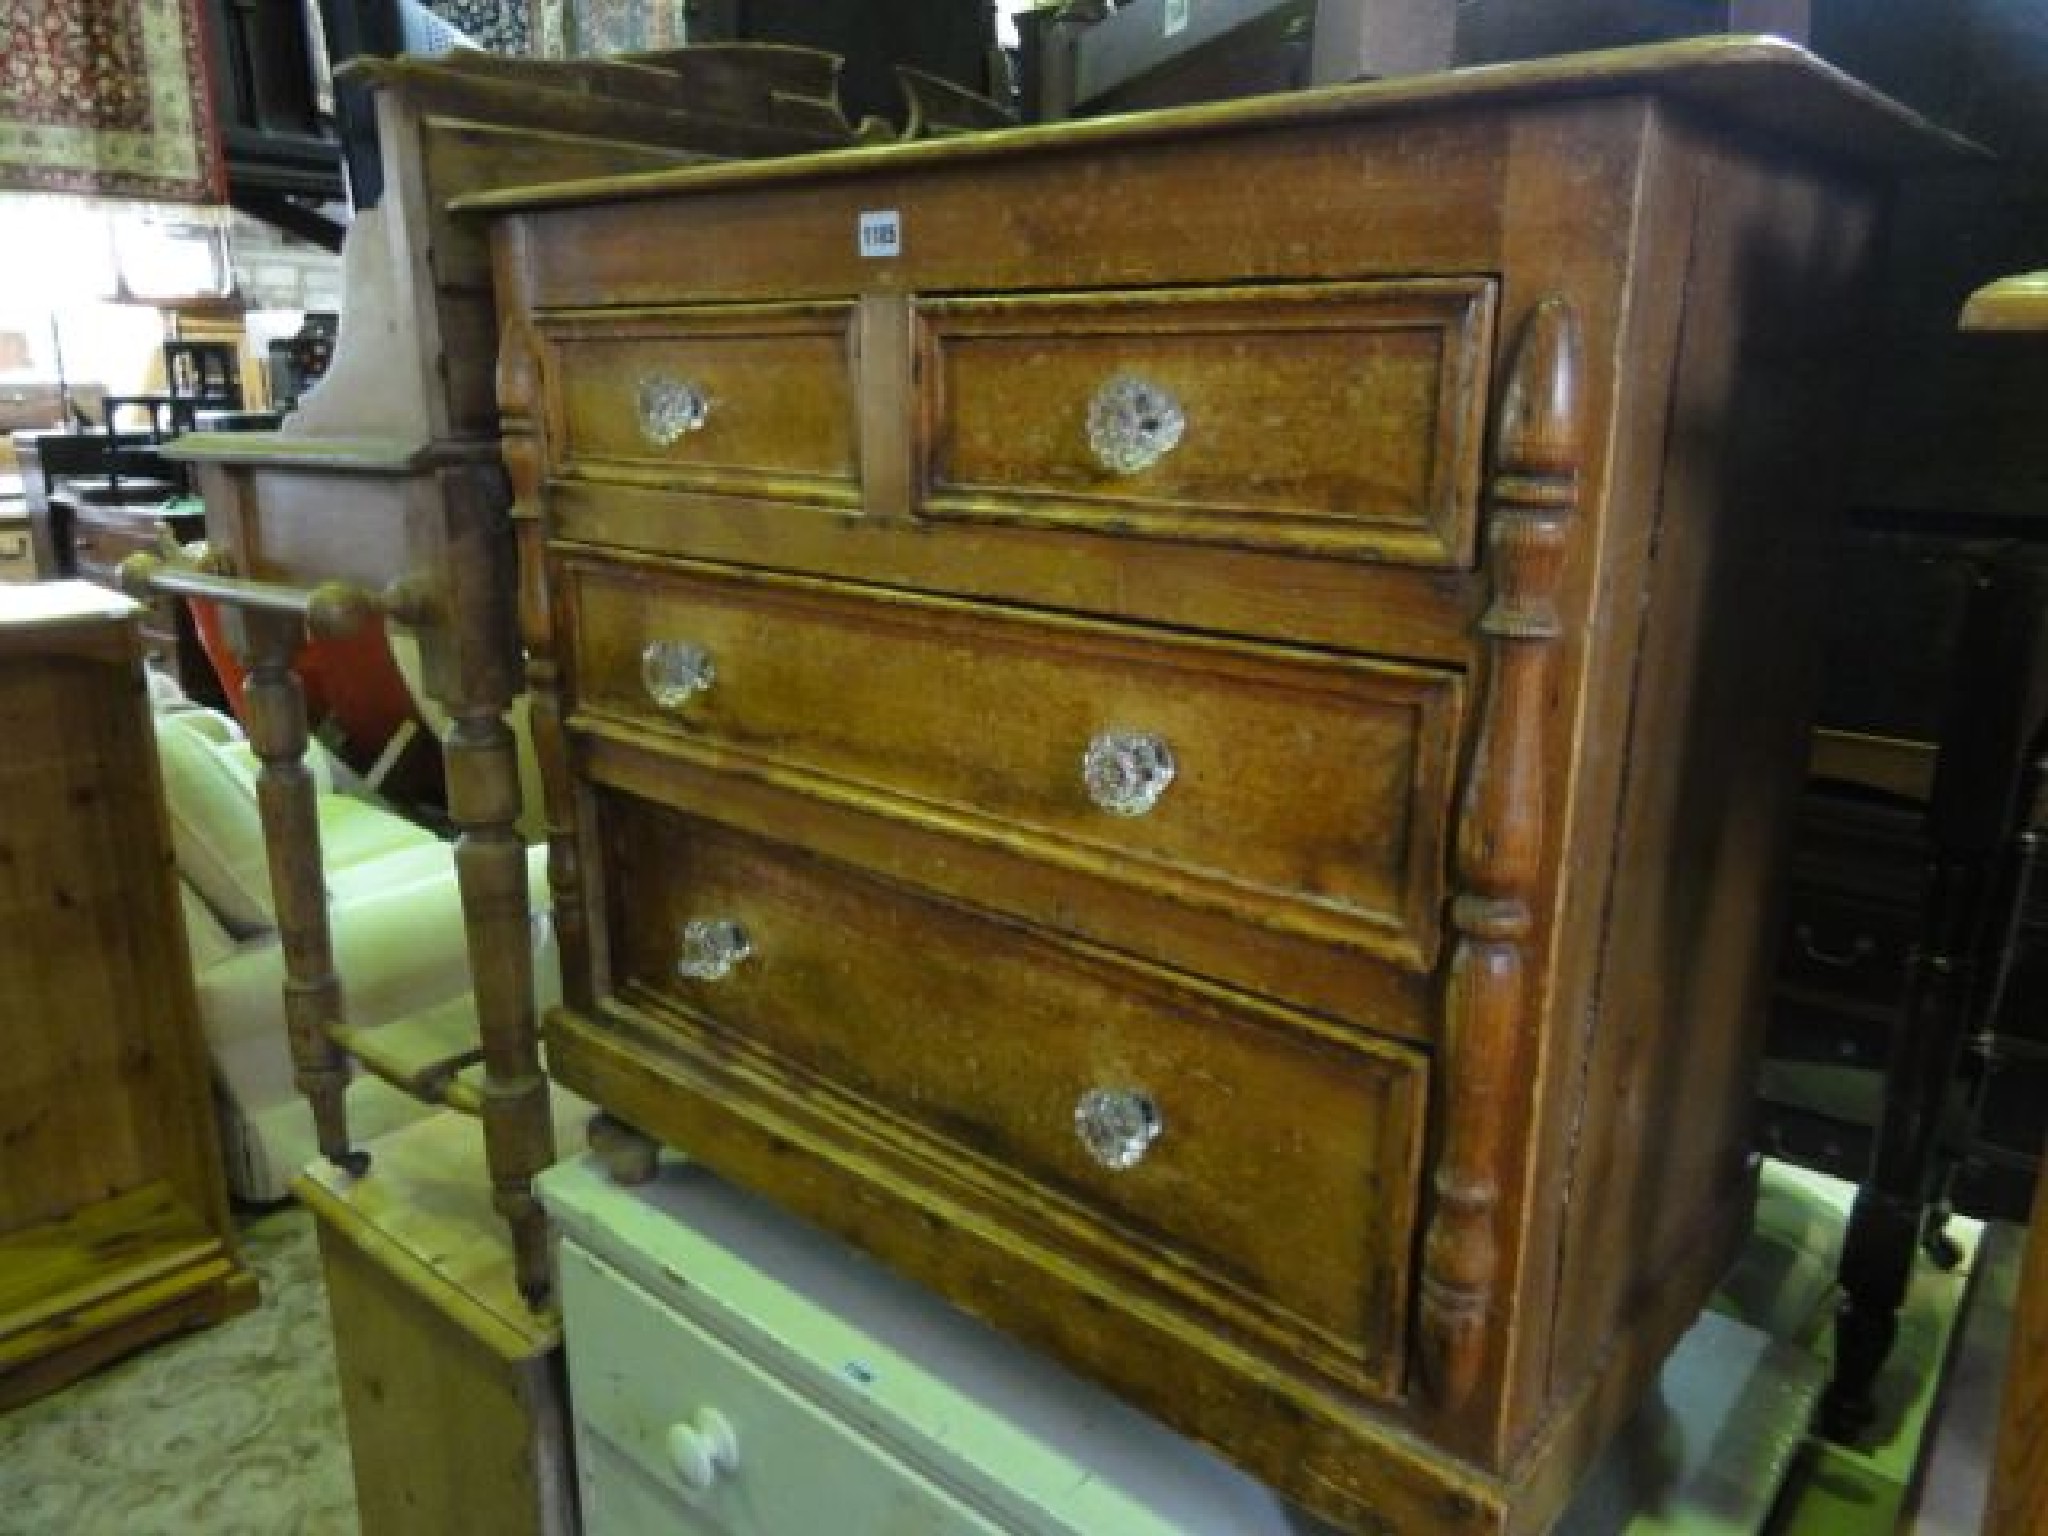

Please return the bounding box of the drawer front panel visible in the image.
[600,794,1425,1391]
[1988,917,2047,1045]
[1777,886,1917,1008]
[561,1241,1006,1536]
[1763,995,1890,1071]
[544,303,859,502]
[1755,1101,1873,1185]
[568,557,1460,968]
[1970,1046,2048,1160]
[918,280,1495,566]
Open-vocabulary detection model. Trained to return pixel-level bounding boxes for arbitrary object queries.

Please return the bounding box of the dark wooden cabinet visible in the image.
[200,0,346,224]
[1758,530,2048,1430]
[1761,534,2048,1214]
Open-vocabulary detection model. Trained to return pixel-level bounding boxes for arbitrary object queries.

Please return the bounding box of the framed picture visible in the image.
[531,0,692,57]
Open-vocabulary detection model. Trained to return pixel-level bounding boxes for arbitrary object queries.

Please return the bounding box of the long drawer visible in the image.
[564,555,1461,975]
[595,791,1427,1396]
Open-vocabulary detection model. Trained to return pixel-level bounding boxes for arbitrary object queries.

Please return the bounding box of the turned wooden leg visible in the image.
[1823,861,1982,1438]
[445,707,554,1305]
[1825,1186,1916,1437]
[242,632,365,1176]
[589,1114,660,1186]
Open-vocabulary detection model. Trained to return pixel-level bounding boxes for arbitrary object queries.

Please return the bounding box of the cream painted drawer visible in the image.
[565,554,1461,982]
[542,1156,1335,1536]
[597,793,1426,1398]
[917,279,1495,566]
[558,1240,1005,1536]
[543,303,858,505]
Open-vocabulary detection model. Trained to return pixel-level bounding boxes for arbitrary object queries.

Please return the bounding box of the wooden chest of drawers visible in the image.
[477,41,1956,1535]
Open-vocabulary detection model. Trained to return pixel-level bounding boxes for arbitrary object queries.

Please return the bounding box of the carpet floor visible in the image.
[0,1206,358,1535]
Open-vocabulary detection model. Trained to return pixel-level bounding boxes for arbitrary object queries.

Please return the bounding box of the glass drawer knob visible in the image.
[677,919,751,982]
[1083,730,1175,817]
[1086,373,1184,475]
[639,375,711,446]
[641,640,715,711]
[1075,1087,1163,1171]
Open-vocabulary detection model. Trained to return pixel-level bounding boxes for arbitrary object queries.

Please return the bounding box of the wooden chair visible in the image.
[123,47,855,1312]
[120,48,858,1536]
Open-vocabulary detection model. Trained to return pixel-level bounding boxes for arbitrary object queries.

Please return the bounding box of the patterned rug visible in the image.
[0,0,222,201]
[0,1207,358,1536]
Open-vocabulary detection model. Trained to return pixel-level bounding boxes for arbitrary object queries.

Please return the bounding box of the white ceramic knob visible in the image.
[666,1406,739,1492]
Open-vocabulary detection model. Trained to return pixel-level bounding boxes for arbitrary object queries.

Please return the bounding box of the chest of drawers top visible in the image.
[480,39,1957,1536]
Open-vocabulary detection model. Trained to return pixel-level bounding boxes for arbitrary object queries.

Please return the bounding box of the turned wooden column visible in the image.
[1420,296,1581,1438]
[237,605,367,1177]
[428,458,556,1305]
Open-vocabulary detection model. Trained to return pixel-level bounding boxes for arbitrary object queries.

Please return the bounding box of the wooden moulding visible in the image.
[454,37,1971,220]
[496,229,594,1025]
[1959,270,2048,334]
[0,1183,254,1412]
[1419,296,1582,1436]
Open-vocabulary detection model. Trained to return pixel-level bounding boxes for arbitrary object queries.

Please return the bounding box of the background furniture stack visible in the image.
[0,583,253,1410]
[14,414,223,708]
[477,38,1958,1535]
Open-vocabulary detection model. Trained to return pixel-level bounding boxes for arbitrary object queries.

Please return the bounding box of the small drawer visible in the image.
[1948,1153,2038,1226]
[600,793,1425,1396]
[1777,886,1917,1007]
[917,279,1495,567]
[544,302,858,505]
[1786,790,1926,895]
[559,1242,1005,1536]
[1763,996,1891,1071]
[1987,921,2048,1045]
[1755,1101,1874,1184]
[1968,1045,2048,1160]
[567,556,1461,973]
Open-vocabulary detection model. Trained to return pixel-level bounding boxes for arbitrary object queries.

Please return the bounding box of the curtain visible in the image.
[0,0,223,203]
